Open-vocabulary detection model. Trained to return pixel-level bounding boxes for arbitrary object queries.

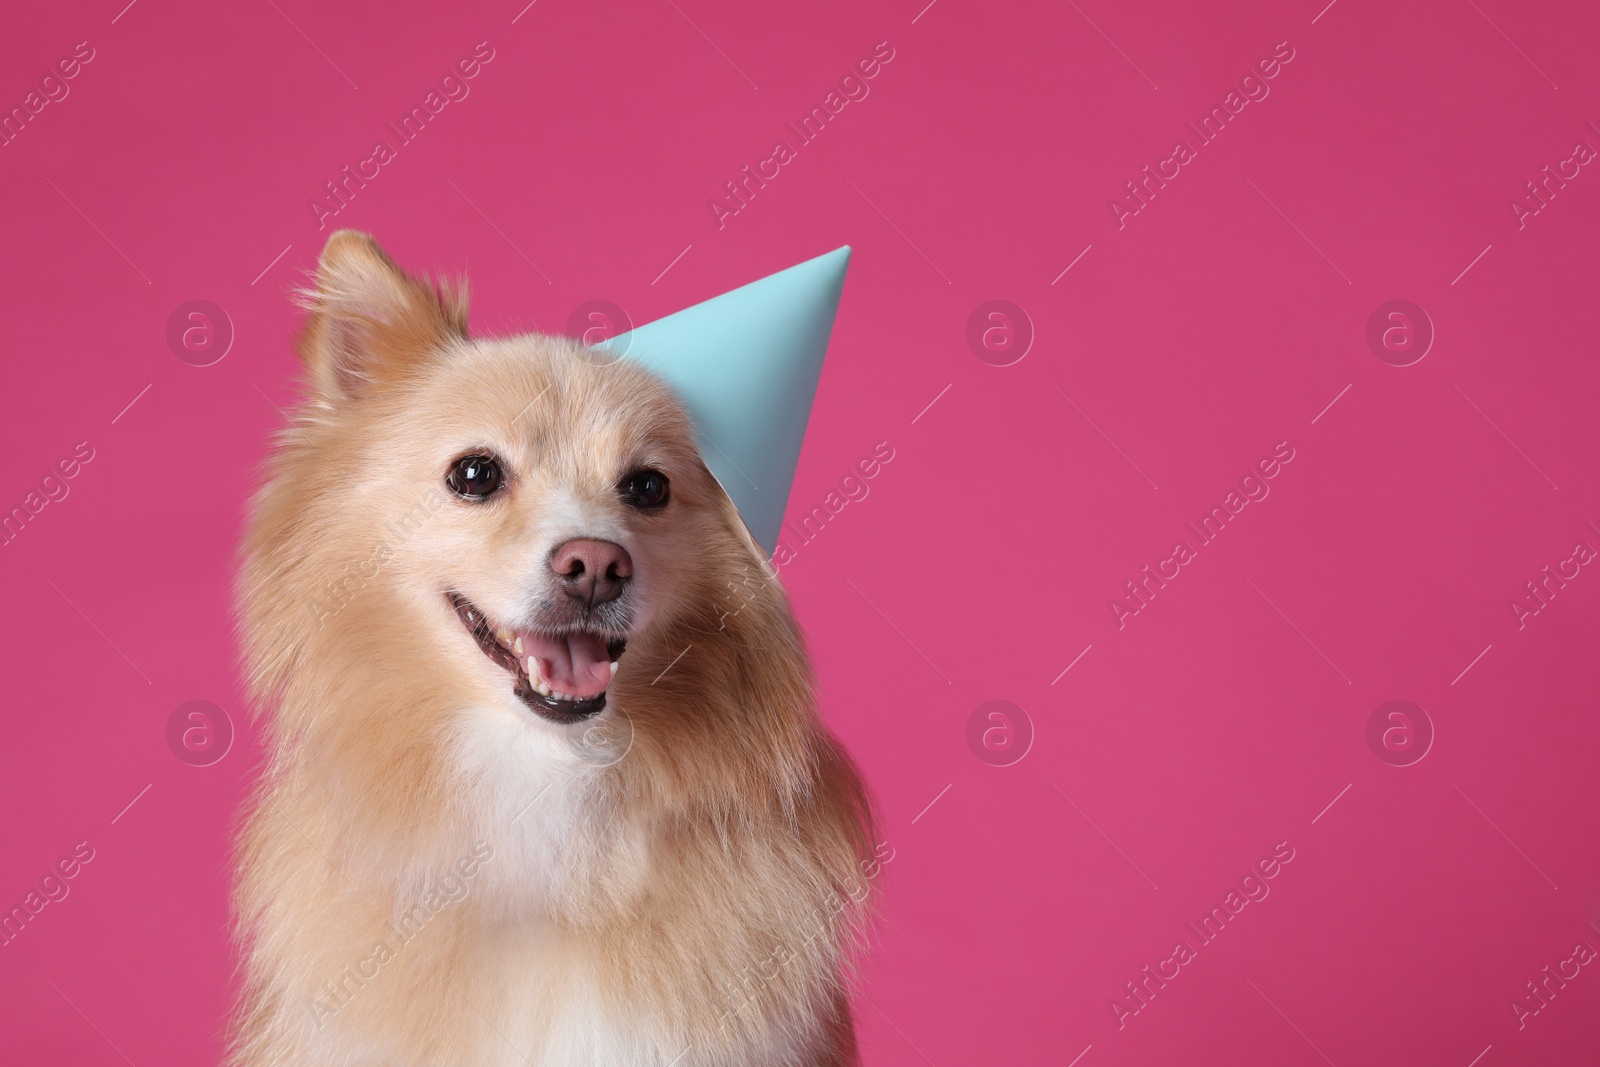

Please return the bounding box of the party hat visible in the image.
[602,246,851,554]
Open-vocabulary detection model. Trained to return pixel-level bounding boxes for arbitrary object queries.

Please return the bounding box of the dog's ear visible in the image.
[296,230,469,400]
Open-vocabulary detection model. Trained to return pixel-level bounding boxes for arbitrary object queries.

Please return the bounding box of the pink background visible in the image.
[3,0,1599,1063]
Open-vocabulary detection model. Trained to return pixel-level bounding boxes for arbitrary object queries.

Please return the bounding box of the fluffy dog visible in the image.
[231,232,878,1066]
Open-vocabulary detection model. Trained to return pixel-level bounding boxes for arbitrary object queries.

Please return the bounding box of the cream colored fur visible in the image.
[230,232,877,1067]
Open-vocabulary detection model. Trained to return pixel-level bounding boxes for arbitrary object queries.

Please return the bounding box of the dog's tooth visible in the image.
[496,628,513,644]
[609,661,619,676]
[514,636,524,656]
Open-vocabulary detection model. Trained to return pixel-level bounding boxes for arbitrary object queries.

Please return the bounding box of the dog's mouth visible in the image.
[448,592,627,724]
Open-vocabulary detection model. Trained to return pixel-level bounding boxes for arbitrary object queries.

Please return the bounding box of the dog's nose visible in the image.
[550,539,633,605]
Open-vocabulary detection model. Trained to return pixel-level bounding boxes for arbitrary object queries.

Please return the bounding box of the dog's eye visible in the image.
[446,454,504,501]
[621,469,670,510]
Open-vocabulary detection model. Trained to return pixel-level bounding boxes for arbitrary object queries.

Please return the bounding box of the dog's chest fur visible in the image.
[285,700,833,1067]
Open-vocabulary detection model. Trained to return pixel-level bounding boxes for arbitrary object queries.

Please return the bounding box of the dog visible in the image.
[230,232,880,1066]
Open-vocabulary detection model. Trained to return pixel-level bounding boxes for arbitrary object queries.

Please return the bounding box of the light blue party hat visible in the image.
[603,247,851,554]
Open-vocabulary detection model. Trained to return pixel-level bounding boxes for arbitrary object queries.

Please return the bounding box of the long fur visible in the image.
[230,232,876,1067]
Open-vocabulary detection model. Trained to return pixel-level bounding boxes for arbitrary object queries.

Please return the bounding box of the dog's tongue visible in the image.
[521,630,612,697]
